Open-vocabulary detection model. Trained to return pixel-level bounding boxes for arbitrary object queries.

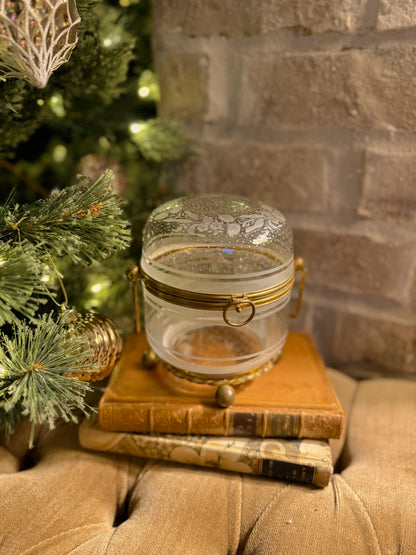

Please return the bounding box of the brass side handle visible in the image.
[126,264,142,333]
[290,257,306,318]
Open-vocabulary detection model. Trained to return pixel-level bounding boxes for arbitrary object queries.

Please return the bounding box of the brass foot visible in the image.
[215,384,236,408]
[142,349,158,369]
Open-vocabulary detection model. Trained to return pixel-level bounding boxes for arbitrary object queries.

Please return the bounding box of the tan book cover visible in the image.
[98,331,345,439]
[80,415,333,487]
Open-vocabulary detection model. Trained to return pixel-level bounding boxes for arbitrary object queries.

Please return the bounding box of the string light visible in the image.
[137,69,160,102]
[103,34,122,48]
[119,0,140,7]
[130,122,145,134]
[84,278,113,310]
[138,86,150,98]
[48,94,66,118]
[53,144,67,163]
[90,279,112,295]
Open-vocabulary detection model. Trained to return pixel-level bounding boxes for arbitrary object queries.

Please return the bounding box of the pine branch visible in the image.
[131,119,192,163]
[0,79,46,157]
[0,242,50,325]
[60,37,135,105]
[0,313,97,446]
[0,170,131,265]
[55,2,135,105]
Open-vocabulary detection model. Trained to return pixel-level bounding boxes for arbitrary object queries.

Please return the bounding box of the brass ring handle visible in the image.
[290,256,306,318]
[223,298,256,327]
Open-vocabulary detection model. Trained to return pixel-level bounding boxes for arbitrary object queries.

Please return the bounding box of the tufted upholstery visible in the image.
[1,369,415,554]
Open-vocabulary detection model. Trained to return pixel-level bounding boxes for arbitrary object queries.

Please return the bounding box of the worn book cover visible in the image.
[99,332,345,439]
[80,415,333,487]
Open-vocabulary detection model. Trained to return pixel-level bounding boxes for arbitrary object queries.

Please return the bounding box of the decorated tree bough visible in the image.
[0,0,189,444]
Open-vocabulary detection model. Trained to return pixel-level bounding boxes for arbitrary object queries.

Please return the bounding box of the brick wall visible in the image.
[152,0,416,379]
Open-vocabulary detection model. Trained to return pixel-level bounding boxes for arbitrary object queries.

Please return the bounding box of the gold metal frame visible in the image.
[141,268,295,325]
[160,351,283,386]
[127,256,305,328]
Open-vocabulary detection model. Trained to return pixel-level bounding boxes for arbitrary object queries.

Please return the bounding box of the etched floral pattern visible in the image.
[153,206,286,240]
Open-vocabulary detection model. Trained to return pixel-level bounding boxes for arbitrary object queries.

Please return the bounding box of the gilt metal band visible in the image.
[140,265,295,327]
[160,351,283,386]
[127,257,305,331]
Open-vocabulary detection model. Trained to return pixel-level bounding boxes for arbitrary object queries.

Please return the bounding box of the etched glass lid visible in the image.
[140,194,294,294]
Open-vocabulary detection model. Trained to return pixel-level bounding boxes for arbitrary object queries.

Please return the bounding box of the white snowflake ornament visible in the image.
[0,0,80,88]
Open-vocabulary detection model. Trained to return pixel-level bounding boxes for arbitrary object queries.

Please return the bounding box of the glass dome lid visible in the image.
[141,194,294,296]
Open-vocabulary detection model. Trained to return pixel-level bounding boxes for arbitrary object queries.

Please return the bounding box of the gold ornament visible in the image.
[0,0,80,88]
[69,311,123,382]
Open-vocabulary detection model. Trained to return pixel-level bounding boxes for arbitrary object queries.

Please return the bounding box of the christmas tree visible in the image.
[0,0,189,444]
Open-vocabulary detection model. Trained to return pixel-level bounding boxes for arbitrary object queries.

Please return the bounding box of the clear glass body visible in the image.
[141,194,294,378]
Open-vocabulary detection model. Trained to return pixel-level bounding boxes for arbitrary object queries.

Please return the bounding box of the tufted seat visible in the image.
[1,369,415,554]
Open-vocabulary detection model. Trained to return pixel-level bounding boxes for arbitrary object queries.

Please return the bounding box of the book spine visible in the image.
[259,458,330,487]
[99,404,343,440]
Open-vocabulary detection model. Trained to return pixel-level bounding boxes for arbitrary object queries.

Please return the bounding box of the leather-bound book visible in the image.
[80,415,333,488]
[98,332,345,439]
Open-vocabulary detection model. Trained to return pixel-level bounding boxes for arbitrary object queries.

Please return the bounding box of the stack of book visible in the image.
[79,332,345,488]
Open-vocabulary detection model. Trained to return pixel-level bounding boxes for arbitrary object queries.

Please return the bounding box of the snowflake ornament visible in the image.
[0,0,80,88]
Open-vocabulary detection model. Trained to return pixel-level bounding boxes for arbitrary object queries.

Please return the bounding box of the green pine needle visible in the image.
[0,242,50,325]
[0,79,45,157]
[131,119,192,163]
[0,313,97,446]
[0,170,131,265]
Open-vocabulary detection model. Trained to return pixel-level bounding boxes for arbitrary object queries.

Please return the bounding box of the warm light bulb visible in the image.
[103,35,121,47]
[130,122,145,134]
[52,144,67,163]
[138,86,150,98]
[119,0,140,6]
[49,94,66,118]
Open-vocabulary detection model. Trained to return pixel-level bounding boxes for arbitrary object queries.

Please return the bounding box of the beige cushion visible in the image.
[1,369,415,554]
